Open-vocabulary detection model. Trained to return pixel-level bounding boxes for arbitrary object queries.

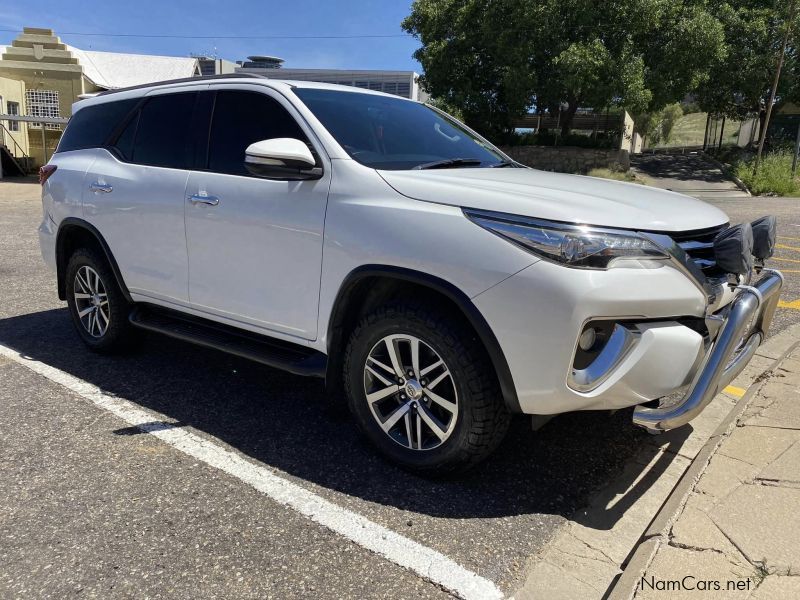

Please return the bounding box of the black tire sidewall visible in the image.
[65,249,132,352]
[345,307,494,473]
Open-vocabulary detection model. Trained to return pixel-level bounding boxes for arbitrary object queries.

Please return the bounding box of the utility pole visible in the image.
[754,0,799,176]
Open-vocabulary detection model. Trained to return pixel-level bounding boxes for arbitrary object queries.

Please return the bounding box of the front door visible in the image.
[184,87,330,340]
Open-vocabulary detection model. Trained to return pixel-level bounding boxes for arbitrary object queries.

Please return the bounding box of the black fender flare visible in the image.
[55,217,132,302]
[326,265,521,413]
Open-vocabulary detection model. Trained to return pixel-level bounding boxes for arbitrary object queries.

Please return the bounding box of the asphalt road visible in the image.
[0,177,648,598]
[703,195,800,336]
[1,174,797,599]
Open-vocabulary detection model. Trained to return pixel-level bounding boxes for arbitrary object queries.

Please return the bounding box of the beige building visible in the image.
[0,27,200,172]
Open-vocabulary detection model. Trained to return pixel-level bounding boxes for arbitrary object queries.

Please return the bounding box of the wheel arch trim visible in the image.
[326,265,522,413]
[56,217,132,303]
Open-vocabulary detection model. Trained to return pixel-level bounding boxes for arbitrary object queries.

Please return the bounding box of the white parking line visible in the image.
[0,342,502,600]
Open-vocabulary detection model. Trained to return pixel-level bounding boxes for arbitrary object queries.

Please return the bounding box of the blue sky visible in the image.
[0,1,423,71]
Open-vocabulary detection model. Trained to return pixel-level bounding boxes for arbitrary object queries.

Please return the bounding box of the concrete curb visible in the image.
[701,152,752,196]
[605,339,800,600]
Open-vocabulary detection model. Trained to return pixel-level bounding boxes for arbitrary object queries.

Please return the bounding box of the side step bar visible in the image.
[129,305,327,378]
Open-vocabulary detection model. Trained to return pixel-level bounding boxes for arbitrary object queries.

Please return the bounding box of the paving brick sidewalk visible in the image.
[634,345,800,599]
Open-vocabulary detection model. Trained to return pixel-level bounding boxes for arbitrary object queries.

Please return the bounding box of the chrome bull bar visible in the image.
[632,269,784,431]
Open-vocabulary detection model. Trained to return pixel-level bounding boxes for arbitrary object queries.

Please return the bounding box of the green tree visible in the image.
[403,0,725,139]
[696,1,800,135]
[634,103,685,148]
[661,103,685,143]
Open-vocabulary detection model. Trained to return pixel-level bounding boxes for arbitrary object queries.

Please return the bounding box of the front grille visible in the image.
[670,224,728,277]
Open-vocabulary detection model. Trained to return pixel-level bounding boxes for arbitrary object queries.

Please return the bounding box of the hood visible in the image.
[377,168,728,233]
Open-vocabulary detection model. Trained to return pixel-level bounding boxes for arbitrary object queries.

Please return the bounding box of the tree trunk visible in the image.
[560,101,579,137]
[757,107,768,147]
[755,0,798,175]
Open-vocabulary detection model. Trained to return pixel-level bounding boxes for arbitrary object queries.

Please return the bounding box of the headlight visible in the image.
[464,209,668,269]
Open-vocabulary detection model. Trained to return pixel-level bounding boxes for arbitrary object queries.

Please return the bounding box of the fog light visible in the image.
[579,327,597,351]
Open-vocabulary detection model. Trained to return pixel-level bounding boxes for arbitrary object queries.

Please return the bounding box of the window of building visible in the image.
[206,90,308,176]
[25,89,61,130]
[131,92,197,169]
[6,101,20,132]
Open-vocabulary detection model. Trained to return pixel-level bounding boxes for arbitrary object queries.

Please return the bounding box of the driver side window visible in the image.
[207,90,309,176]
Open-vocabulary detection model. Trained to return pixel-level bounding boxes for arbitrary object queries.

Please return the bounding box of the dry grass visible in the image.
[587,168,643,184]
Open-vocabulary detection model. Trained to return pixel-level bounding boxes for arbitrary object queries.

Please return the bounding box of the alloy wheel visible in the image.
[73,265,111,338]
[363,334,458,451]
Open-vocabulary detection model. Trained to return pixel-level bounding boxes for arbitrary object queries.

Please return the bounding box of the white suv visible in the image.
[39,75,783,474]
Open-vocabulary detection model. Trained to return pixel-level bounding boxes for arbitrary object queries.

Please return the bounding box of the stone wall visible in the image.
[500,146,630,174]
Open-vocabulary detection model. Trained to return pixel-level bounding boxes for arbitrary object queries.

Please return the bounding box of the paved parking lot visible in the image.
[701,195,800,335]
[0,177,798,599]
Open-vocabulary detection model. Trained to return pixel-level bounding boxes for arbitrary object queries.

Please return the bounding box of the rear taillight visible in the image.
[39,164,57,185]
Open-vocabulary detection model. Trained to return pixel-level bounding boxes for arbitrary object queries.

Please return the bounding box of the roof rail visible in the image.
[96,73,268,96]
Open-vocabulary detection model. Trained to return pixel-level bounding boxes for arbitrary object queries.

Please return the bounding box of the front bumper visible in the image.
[632,269,783,431]
[472,256,782,419]
[473,258,711,415]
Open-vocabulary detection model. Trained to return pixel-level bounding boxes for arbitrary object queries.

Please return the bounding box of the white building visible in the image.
[236,60,427,101]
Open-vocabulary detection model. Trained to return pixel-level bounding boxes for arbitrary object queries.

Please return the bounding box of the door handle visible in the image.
[188,193,220,206]
[89,182,113,193]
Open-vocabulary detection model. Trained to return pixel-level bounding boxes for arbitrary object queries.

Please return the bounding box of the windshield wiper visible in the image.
[413,158,483,170]
[489,160,516,168]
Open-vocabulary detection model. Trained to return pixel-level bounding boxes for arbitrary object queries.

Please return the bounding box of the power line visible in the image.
[0,28,414,40]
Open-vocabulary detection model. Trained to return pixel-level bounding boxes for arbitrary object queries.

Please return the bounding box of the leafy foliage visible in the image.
[634,103,685,147]
[696,1,800,122]
[661,104,686,143]
[403,0,726,138]
[734,149,800,195]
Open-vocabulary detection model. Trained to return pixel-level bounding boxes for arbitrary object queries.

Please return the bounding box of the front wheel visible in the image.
[343,303,510,475]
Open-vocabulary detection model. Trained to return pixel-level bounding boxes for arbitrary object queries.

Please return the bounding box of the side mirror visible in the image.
[244,138,322,180]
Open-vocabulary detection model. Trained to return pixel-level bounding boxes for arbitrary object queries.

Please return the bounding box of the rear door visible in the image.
[83,89,201,304]
[184,86,331,340]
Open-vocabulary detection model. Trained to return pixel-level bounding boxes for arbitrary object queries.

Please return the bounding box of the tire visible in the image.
[65,248,138,353]
[343,302,511,475]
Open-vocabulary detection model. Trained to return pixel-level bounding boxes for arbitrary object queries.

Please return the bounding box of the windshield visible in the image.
[293,88,507,170]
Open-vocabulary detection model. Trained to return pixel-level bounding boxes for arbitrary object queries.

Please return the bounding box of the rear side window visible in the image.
[130,93,197,169]
[112,111,139,161]
[207,91,308,176]
[56,99,138,153]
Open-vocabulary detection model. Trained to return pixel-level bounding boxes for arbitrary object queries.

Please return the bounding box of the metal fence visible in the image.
[0,114,68,176]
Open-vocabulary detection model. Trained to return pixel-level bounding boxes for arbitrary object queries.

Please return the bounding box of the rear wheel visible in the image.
[65,248,138,353]
[344,302,510,475]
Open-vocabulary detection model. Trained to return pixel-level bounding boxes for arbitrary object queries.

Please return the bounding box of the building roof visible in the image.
[65,45,199,90]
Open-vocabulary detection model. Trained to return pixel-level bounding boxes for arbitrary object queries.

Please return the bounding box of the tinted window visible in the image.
[56,99,138,153]
[132,93,196,169]
[207,91,308,176]
[112,111,139,161]
[293,88,504,170]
